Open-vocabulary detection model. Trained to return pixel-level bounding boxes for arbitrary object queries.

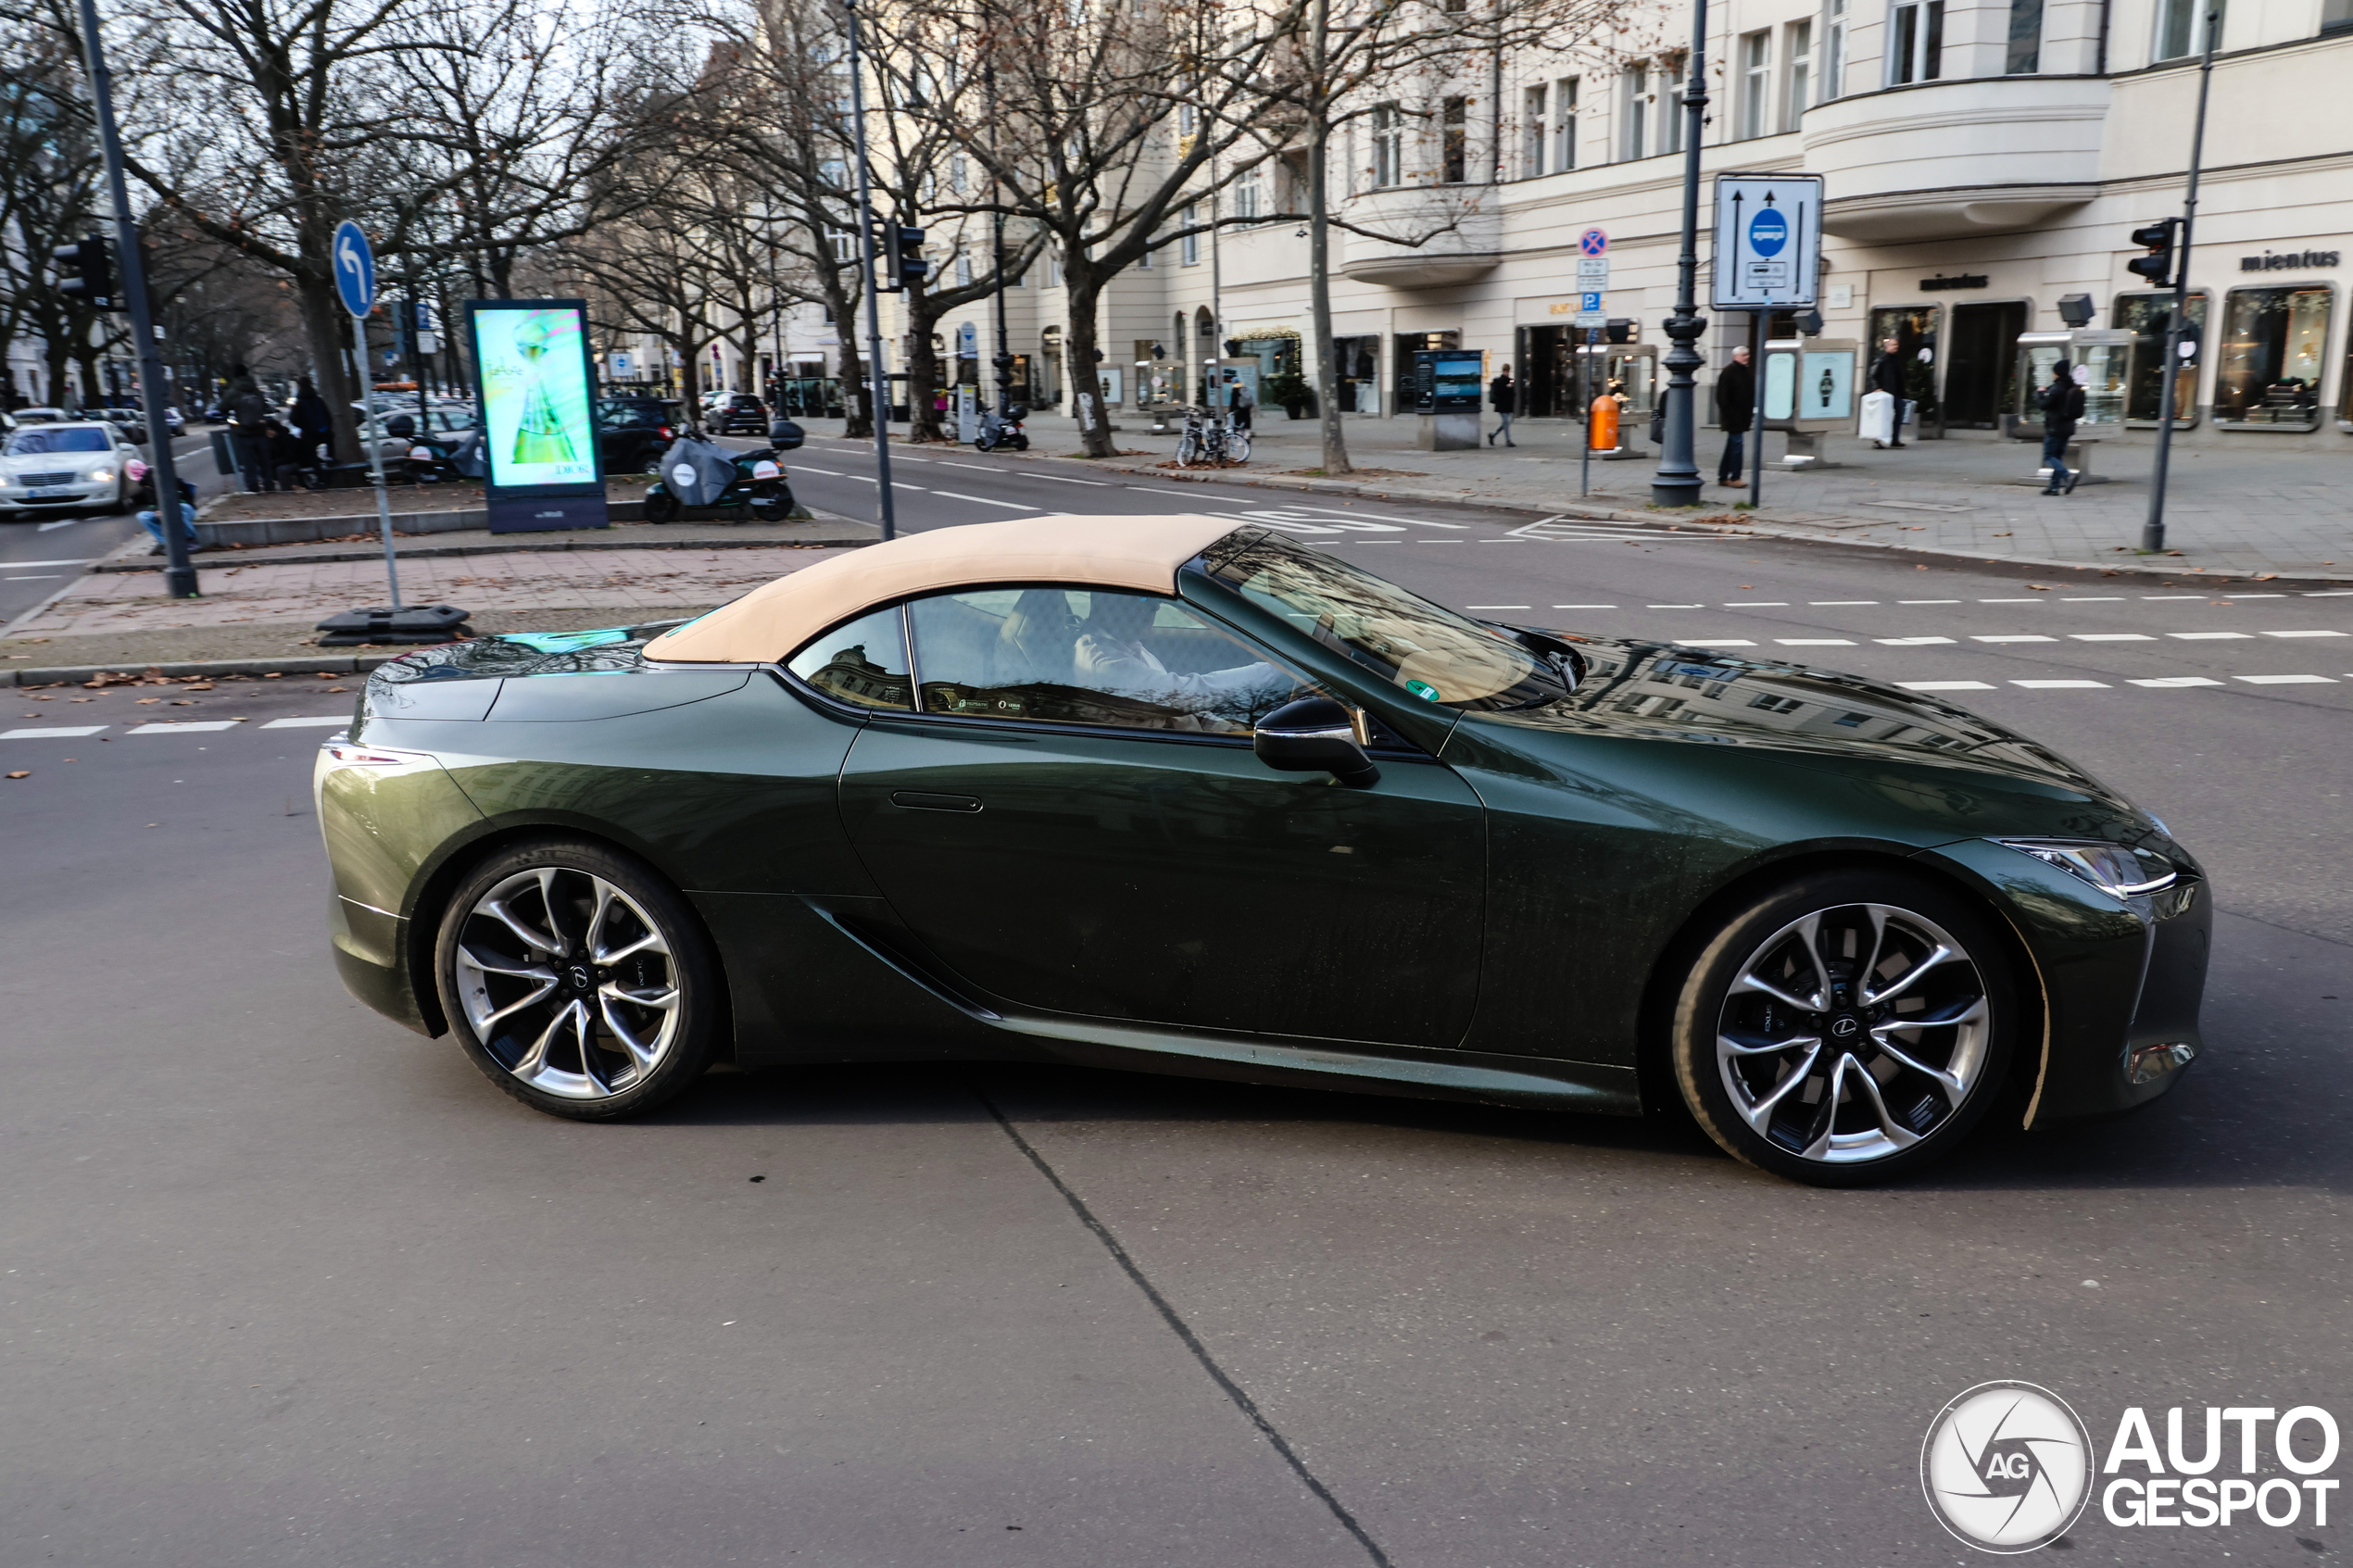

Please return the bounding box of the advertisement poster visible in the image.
[465,298,610,533]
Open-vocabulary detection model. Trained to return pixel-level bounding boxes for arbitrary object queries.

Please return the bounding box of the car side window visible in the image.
[785,607,914,711]
[905,587,1318,735]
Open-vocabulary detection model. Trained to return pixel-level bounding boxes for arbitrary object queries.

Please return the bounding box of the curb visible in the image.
[1003,449,2353,586]
[91,528,880,573]
[5,654,399,687]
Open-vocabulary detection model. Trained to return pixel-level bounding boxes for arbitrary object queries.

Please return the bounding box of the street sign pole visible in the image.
[1579,327,1598,498]
[334,220,402,611]
[844,0,897,540]
[2143,1,2220,555]
[71,0,197,599]
[1748,308,1768,505]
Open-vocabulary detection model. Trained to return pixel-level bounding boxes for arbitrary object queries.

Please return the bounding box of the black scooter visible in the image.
[974,403,1029,452]
[642,419,805,523]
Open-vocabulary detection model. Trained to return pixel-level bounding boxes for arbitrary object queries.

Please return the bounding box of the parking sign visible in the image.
[1710,174,1822,308]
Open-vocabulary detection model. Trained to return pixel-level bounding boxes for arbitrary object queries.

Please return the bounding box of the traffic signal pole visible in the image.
[71,0,196,598]
[2142,3,2221,556]
[843,0,896,540]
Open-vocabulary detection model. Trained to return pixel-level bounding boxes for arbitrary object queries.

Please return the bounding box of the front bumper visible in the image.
[1916,838,2209,1124]
[0,482,113,511]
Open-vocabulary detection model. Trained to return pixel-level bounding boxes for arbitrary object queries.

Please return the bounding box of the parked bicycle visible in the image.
[1173,406,1251,468]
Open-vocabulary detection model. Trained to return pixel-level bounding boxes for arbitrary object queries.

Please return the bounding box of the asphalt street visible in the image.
[0,428,228,626]
[4,443,2349,1565]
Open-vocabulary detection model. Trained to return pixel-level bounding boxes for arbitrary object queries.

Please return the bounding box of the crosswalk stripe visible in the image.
[262,716,352,729]
[2234,673,2336,684]
[0,724,107,738]
[2131,677,2225,688]
[1900,682,1995,692]
[2011,680,2109,689]
[126,721,240,734]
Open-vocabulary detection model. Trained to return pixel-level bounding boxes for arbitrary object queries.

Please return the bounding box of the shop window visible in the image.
[1783,21,1813,129]
[2112,291,2208,423]
[2154,0,2223,58]
[1889,0,1944,82]
[2214,285,2330,428]
[2006,0,2043,70]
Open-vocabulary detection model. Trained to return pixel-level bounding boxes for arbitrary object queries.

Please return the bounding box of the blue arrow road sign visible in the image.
[333,220,376,319]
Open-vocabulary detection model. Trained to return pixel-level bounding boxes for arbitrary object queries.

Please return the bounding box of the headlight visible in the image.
[86,467,113,483]
[1994,837,2179,897]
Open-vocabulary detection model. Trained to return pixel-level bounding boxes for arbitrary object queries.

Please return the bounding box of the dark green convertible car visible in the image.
[317,516,2206,1185]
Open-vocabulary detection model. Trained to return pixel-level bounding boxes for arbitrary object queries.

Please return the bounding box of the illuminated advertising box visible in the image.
[464,298,610,533]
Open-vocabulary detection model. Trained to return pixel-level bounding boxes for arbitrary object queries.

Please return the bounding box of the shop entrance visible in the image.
[1518,325,1581,418]
[1867,305,1944,436]
[1393,332,1460,416]
[1943,302,2027,429]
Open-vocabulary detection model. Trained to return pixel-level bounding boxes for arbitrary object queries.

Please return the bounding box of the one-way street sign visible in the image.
[1710,173,1823,308]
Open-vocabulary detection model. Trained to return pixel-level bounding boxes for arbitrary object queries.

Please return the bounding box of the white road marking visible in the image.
[1899,599,1961,604]
[6,575,61,581]
[2235,673,2336,684]
[1973,634,2057,644]
[2142,595,2205,600]
[128,721,241,734]
[1553,603,1617,608]
[2131,677,2226,688]
[2061,596,2126,602]
[1029,474,1114,485]
[929,492,1039,509]
[2069,633,2155,642]
[1876,636,1956,646]
[1979,597,2045,604]
[1777,638,1856,646]
[937,461,1000,472]
[37,519,78,532]
[1686,638,1756,646]
[0,558,91,569]
[2012,680,2109,689]
[1724,600,1790,606]
[1901,682,1995,691]
[0,725,107,738]
[2167,632,2252,640]
[2267,630,2347,637]
[1467,605,1531,609]
[1648,603,1703,608]
[263,716,352,729]
[794,466,846,476]
[1809,600,1879,606]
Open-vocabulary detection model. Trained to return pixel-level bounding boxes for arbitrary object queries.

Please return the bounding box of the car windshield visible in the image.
[6,427,109,455]
[1200,530,1569,709]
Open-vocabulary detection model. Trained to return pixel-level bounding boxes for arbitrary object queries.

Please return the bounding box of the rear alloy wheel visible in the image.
[1672,871,2016,1185]
[435,840,721,1120]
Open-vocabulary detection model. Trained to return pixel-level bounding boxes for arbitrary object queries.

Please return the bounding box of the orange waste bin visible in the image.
[1588,393,1619,452]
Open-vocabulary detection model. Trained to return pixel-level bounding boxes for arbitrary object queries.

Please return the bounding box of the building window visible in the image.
[1889,0,1944,82]
[2214,284,2331,428]
[1740,32,1770,138]
[1823,0,1848,98]
[1236,167,1264,222]
[1622,67,1647,159]
[828,226,857,263]
[1372,103,1403,187]
[1441,96,1468,182]
[1784,20,1813,128]
[1180,207,1200,266]
[1660,67,1685,155]
[955,252,974,287]
[2005,0,2044,69]
[2155,0,2224,57]
[1555,77,1579,169]
[2326,0,2353,33]
[1522,84,1547,177]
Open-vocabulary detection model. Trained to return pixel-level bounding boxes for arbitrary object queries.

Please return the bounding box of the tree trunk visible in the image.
[906,288,945,442]
[1307,0,1353,475]
[295,274,364,463]
[1063,269,1112,458]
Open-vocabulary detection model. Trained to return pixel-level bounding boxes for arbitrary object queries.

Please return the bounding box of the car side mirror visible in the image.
[1253,696,1378,787]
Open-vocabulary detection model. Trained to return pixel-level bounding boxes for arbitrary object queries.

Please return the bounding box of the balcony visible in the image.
[1800,75,2110,243]
[1338,185,1501,288]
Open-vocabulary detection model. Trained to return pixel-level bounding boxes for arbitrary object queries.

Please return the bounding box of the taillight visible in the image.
[659,425,673,438]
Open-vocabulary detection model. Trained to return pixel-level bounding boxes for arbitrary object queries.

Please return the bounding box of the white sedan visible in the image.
[0,421,137,517]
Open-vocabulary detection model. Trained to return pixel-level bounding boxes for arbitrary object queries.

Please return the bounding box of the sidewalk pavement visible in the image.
[1017,410,2352,581]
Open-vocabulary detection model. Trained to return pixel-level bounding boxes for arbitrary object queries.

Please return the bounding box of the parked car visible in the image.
[707,392,769,435]
[0,420,138,516]
[317,517,2208,1185]
[11,407,69,425]
[596,396,683,474]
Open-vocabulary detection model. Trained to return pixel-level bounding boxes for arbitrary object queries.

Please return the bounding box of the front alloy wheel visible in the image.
[1673,872,2016,1185]
[436,841,720,1119]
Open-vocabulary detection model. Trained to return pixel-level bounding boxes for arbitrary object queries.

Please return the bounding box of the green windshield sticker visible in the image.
[1405,679,1441,702]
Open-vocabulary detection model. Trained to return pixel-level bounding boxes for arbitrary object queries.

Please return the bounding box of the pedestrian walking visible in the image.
[1226,371,1253,431]
[221,363,276,492]
[2037,360,2086,495]
[291,376,333,465]
[1714,345,1754,488]
[128,458,200,556]
[1488,367,1517,446]
[1868,337,1909,448]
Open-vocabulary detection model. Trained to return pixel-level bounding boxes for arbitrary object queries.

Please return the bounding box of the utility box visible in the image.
[1412,348,1484,451]
[2008,328,2133,485]
[1575,342,1657,459]
[1763,337,1855,469]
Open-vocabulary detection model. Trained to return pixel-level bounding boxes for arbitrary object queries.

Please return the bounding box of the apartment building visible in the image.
[879,0,2350,445]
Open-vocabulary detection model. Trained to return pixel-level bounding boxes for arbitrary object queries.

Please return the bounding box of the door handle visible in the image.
[889,790,983,813]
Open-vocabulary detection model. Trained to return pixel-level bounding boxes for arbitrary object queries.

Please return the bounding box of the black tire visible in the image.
[642,487,681,524]
[1670,867,2018,1186]
[1010,433,1029,451]
[434,837,724,1121]
[749,481,788,522]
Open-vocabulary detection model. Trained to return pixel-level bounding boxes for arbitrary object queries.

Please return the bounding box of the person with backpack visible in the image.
[1487,367,1517,446]
[220,363,276,492]
[2038,360,2086,495]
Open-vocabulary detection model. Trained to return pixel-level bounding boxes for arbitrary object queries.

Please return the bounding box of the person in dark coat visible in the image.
[291,376,333,465]
[1868,337,1909,447]
[1714,345,1755,487]
[220,363,276,491]
[2037,360,2086,495]
[1488,368,1517,446]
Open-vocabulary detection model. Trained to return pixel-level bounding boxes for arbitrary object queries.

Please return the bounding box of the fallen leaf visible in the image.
[263,672,284,679]
[6,771,26,780]
[135,696,162,705]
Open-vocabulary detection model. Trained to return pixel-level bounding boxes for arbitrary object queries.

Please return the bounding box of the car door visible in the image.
[828,585,1487,1049]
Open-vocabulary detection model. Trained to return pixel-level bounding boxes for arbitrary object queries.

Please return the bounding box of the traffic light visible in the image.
[876,225,928,290]
[2128,219,2181,286]
[51,235,116,310]
[1604,318,1634,344]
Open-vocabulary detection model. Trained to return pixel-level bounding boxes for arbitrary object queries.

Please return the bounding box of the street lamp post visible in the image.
[843,0,897,539]
[986,64,1013,426]
[2141,2,2221,556]
[1650,5,1713,509]
[72,0,197,597]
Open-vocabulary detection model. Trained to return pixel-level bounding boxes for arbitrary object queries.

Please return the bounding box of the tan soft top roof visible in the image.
[646,513,1242,665]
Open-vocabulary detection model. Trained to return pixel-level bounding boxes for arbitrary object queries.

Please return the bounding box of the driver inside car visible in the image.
[1073,593,1289,730]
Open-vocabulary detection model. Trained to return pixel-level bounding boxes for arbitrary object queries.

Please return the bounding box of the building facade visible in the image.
[875,0,2351,446]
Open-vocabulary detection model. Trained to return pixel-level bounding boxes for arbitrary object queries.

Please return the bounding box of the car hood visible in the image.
[1479,633,2158,829]
[1,451,110,470]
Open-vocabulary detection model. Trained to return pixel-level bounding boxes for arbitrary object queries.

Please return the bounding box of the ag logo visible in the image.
[670,463,697,489]
[1921,1382,2093,1553]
